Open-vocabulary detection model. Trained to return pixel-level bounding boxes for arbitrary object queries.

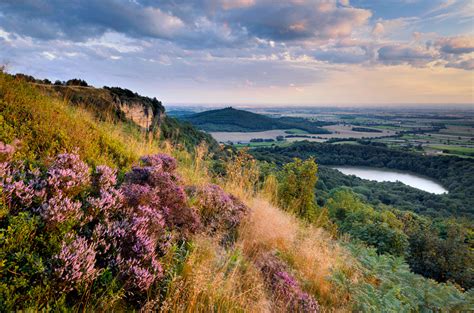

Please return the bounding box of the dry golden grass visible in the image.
[237,197,359,312]
[174,142,212,187]
[158,235,270,313]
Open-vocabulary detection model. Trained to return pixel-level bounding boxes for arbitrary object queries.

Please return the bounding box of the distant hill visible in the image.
[180,107,332,133]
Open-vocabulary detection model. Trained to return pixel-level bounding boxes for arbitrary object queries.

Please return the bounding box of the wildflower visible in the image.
[257,253,320,313]
[3,179,35,207]
[47,152,89,195]
[140,153,177,172]
[39,192,83,226]
[87,188,124,219]
[194,184,248,233]
[55,235,98,291]
[117,257,163,292]
[92,165,117,190]
[0,141,16,162]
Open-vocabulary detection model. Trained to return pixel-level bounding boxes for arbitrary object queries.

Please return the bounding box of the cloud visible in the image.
[0,0,371,46]
[314,46,372,64]
[372,23,384,37]
[0,0,185,41]
[0,0,472,106]
[445,58,474,70]
[222,1,371,41]
[377,44,435,66]
[435,36,474,54]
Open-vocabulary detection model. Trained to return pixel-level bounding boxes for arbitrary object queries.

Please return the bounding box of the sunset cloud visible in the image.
[435,36,474,55]
[0,0,472,105]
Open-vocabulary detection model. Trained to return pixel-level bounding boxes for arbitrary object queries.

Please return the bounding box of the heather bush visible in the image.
[123,154,201,236]
[191,184,248,243]
[47,151,90,196]
[257,253,320,312]
[0,148,206,309]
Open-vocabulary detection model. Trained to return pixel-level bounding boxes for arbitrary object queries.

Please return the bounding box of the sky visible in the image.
[0,0,473,106]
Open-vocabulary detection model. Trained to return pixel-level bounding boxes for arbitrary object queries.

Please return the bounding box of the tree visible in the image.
[277,157,318,220]
[66,78,88,87]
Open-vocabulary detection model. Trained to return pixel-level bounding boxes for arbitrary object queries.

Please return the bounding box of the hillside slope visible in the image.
[180,107,331,133]
[3,73,218,160]
[1,71,472,312]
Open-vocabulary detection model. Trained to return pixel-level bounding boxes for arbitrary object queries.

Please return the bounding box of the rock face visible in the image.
[107,86,165,131]
[117,99,155,130]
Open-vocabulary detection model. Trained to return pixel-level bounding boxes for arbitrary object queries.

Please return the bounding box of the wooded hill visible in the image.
[180,107,332,133]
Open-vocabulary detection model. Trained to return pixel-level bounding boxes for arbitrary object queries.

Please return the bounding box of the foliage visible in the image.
[395,210,474,290]
[325,189,473,289]
[326,189,409,257]
[337,243,474,312]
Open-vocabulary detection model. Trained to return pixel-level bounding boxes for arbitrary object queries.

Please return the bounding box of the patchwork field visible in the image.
[210,124,396,144]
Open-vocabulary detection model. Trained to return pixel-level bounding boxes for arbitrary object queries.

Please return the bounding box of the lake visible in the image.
[332,166,448,194]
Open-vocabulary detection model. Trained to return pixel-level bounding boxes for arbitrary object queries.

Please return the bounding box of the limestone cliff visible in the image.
[40,85,165,131]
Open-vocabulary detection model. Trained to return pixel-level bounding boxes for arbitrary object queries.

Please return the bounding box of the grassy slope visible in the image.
[0,73,158,168]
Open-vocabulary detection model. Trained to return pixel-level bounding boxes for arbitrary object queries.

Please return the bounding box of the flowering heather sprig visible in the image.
[55,235,98,291]
[117,257,163,292]
[1,163,47,211]
[0,141,16,162]
[3,179,35,208]
[122,183,159,208]
[39,192,83,227]
[140,153,177,172]
[47,152,90,195]
[87,188,124,220]
[92,165,117,191]
[257,253,320,313]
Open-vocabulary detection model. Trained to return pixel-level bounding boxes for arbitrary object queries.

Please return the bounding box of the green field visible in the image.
[331,141,361,145]
[284,128,309,134]
[233,140,291,149]
[427,145,474,157]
